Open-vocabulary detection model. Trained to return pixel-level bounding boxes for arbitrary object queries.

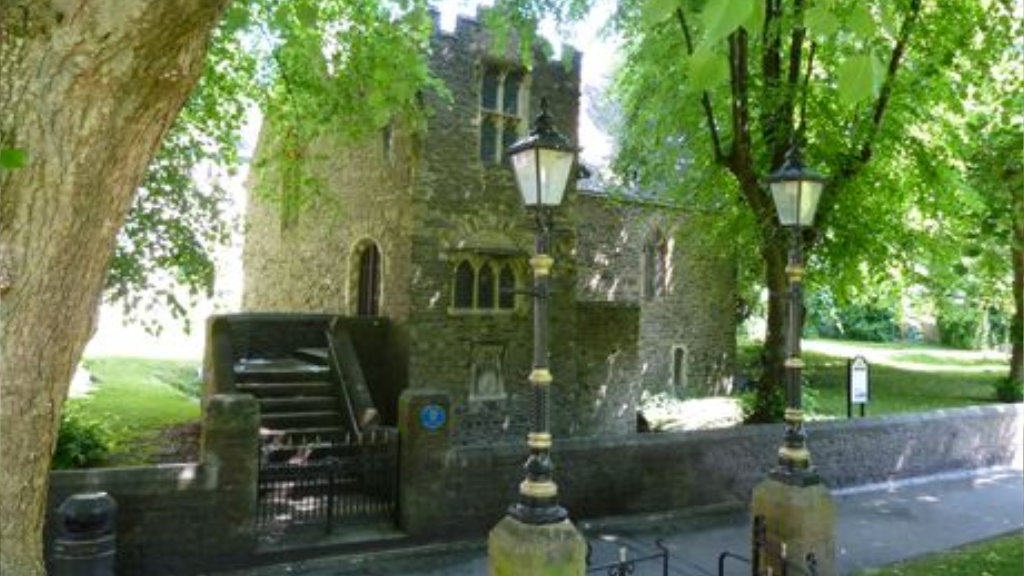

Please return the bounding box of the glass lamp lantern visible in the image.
[507,99,578,208]
[768,146,825,228]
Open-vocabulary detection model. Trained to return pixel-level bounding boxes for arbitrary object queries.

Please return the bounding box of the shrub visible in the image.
[937,307,982,350]
[994,377,1023,403]
[53,403,111,469]
[741,385,785,423]
[805,291,899,342]
[741,380,819,423]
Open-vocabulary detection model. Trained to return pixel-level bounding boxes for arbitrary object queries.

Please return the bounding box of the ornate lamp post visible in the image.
[505,97,577,523]
[488,98,586,575]
[751,143,835,575]
[767,144,824,483]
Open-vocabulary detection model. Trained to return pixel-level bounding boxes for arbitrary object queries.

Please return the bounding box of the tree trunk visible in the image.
[1010,189,1023,386]
[0,2,228,573]
[753,232,790,422]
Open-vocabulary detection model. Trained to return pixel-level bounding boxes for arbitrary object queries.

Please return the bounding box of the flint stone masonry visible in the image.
[45,394,260,575]
[241,12,739,442]
[397,402,1023,537]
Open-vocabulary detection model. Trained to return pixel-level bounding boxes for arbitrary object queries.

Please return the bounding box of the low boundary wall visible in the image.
[45,394,259,575]
[398,395,1023,539]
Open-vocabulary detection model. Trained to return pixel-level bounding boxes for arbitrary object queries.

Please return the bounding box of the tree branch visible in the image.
[729,30,751,170]
[774,0,805,167]
[857,0,922,165]
[760,0,784,164]
[812,0,923,244]
[728,28,776,232]
[675,8,725,162]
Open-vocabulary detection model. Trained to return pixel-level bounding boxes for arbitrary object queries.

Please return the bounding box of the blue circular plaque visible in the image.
[419,404,446,431]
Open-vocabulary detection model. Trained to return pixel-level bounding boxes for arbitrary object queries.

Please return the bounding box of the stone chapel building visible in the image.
[242,12,737,440]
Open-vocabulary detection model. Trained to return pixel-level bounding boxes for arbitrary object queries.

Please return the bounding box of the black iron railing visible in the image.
[718,515,819,576]
[586,536,669,576]
[256,428,398,534]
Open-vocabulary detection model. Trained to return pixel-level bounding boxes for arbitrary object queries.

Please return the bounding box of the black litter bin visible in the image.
[53,492,117,576]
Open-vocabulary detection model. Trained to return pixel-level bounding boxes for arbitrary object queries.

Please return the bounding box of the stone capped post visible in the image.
[397,389,452,536]
[200,393,260,557]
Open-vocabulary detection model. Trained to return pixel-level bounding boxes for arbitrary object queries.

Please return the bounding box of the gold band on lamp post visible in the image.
[529,369,553,385]
[530,254,554,276]
[527,433,552,450]
[520,479,559,499]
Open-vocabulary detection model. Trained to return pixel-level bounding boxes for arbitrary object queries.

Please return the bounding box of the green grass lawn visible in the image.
[68,357,201,466]
[739,339,1009,419]
[803,351,1005,418]
[859,533,1024,576]
[888,352,1008,367]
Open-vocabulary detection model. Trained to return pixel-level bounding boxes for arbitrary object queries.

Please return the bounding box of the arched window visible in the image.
[454,261,475,309]
[672,345,688,393]
[643,229,667,300]
[357,242,381,316]
[478,263,496,309]
[498,265,516,309]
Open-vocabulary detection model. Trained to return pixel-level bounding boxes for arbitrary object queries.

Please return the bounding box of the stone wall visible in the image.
[573,303,640,436]
[45,395,259,575]
[400,14,584,437]
[242,116,417,321]
[398,397,1024,538]
[575,193,737,398]
[636,211,737,397]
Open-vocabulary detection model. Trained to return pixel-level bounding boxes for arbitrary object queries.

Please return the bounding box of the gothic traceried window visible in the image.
[503,71,522,115]
[478,263,496,309]
[498,265,516,309]
[480,117,498,166]
[480,64,526,164]
[451,257,520,312]
[454,261,475,309]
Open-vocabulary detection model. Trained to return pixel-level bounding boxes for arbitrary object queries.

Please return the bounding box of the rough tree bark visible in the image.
[0,1,228,573]
[1010,177,1023,387]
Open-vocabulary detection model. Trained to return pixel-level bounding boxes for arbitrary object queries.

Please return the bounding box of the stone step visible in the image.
[261,443,363,465]
[237,381,334,398]
[260,426,348,446]
[234,358,330,383]
[258,396,338,414]
[294,347,330,366]
[261,411,343,430]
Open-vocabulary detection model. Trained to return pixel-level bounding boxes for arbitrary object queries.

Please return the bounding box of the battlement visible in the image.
[428,6,582,76]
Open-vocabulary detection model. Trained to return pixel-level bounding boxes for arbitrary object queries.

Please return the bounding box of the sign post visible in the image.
[847,356,870,418]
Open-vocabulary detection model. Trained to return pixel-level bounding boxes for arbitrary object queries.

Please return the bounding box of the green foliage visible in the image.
[837,54,884,106]
[807,290,900,342]
[936,303,983,349]
[53,403,112,470]
[993,377,1023,403]
[0,148,26,169]
[741,385,784,423]
[700,0,755,45]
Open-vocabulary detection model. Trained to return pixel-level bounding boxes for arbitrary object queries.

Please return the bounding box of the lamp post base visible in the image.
[751,477,836,575]
[488,515,586,576]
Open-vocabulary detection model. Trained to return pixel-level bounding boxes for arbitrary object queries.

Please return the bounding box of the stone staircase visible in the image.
[236,350,356,465]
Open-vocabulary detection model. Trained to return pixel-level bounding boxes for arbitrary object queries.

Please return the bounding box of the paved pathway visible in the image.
[213,467,1023,576]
